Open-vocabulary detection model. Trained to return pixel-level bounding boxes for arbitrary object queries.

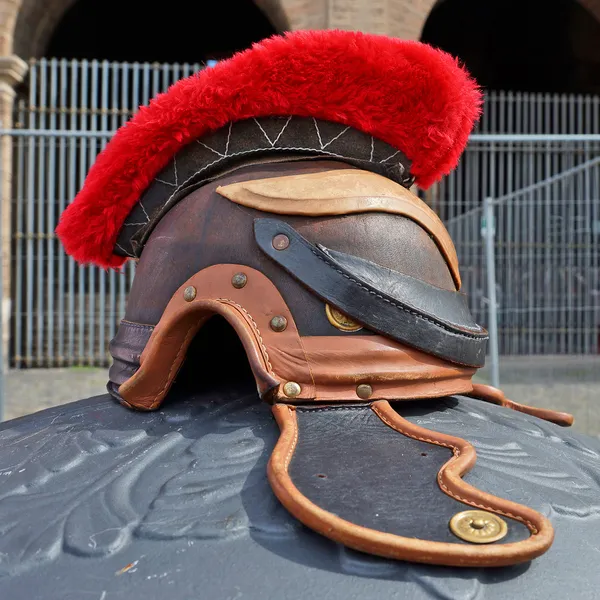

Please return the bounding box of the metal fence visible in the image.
[453,152,600,371]
[8,58,205,368]
[2,58,600,367]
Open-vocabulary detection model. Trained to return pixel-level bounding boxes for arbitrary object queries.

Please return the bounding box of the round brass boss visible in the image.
[283,382,301,398]
[325,304,363,332]
[231,273,248,289]
[449,510,508,544]
[183,286,197,302]
[270,316,288,332]
[272,234,290,251]
[356,384,373,399]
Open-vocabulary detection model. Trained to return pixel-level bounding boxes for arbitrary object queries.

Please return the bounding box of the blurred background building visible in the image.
[0,1,597,400]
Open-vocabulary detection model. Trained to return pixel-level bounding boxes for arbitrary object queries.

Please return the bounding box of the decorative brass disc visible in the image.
[449,510,508,544]
[325,304,363,332]
[283,382,302,398]
[183,286,197,302]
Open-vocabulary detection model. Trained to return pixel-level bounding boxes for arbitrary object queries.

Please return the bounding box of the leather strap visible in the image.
[268,401,554,567]
[469,383,574,427]
[321,247,476,329]
[254,218,488,367]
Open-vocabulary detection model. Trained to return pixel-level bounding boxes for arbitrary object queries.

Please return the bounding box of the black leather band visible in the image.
[108,320,154,386]
[321,247,479,330]
[254,218,488,367]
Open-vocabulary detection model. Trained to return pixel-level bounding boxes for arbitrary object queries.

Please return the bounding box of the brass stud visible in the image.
[272,234,290,251]
[283,382,302,398]
[231,272,248,289]
[270,315,288,332]
[449,510,508,544]
[356,384,373,399]
[325,304,363,332]
[183,286,197,302]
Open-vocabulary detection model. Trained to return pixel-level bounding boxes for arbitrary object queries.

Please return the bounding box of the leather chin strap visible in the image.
[253,218,489,368]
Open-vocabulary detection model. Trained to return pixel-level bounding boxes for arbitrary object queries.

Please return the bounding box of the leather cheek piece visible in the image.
[115,264,477,410]
[268,401,555,567]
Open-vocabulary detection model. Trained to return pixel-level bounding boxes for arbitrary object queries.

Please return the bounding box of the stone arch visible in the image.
[5,0,314,60]
[421,0,600,36]
[421,0,600,94]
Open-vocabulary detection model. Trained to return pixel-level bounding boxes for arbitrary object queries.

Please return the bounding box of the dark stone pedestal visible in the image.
[0,383,598,599]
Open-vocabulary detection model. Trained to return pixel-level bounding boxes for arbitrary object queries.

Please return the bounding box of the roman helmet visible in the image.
[56,30,573,568]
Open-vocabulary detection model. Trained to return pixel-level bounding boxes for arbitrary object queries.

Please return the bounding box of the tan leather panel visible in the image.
[268,402,554,567]
[280,336,475,402]
[216,169,461,289]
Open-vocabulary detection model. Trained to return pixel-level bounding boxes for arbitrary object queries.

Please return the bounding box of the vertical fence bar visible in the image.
[36,59,48,366]
[102,60,112,364]
[25,61,36,367]
[57,59,67,366]
[14,100,25,367]
[78,60,88,364]
[88,59,99,365]
[67,59,77,366]
[483,197,500,387]
[47,59,57,366]
[0,131,5,418]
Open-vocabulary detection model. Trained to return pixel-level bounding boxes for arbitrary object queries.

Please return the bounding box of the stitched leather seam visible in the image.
[217,298,275,375]
[295,406,370,412]
[372,405,538,535]
[296,334,316,388]
[284,406,299,470]
[156,146,412,228]
[309,246,484,339]
[119,320,156,330]
[148,316,205,409]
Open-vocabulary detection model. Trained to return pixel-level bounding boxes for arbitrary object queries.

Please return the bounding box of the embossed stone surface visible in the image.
[0,383,599,600]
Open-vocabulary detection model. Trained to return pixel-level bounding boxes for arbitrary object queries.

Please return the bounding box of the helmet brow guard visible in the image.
[55,31,573,569]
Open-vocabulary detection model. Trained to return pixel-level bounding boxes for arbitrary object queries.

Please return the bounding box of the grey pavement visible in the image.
[1,355,598,436]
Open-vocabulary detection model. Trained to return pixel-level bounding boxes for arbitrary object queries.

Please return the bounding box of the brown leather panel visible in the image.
[285,336,475,402]
[119,299,279,410]
[119,264,476,410]
[217,169,461,289]
[119,265,316,410]
[268,402,554,567]
[469,383,574,427]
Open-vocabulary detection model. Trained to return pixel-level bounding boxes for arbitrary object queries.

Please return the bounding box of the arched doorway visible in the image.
[421,0,600,94]
[45,0,279,63]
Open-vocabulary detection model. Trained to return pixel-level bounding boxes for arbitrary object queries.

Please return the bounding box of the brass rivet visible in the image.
[272,234,290,250]
[283,382,301,398]
[356,384,373,399]
[183,286,197,302]
[270,315,288,332]
[325,304,363,332]
[231,273,248,289]
[449,510,508,544]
